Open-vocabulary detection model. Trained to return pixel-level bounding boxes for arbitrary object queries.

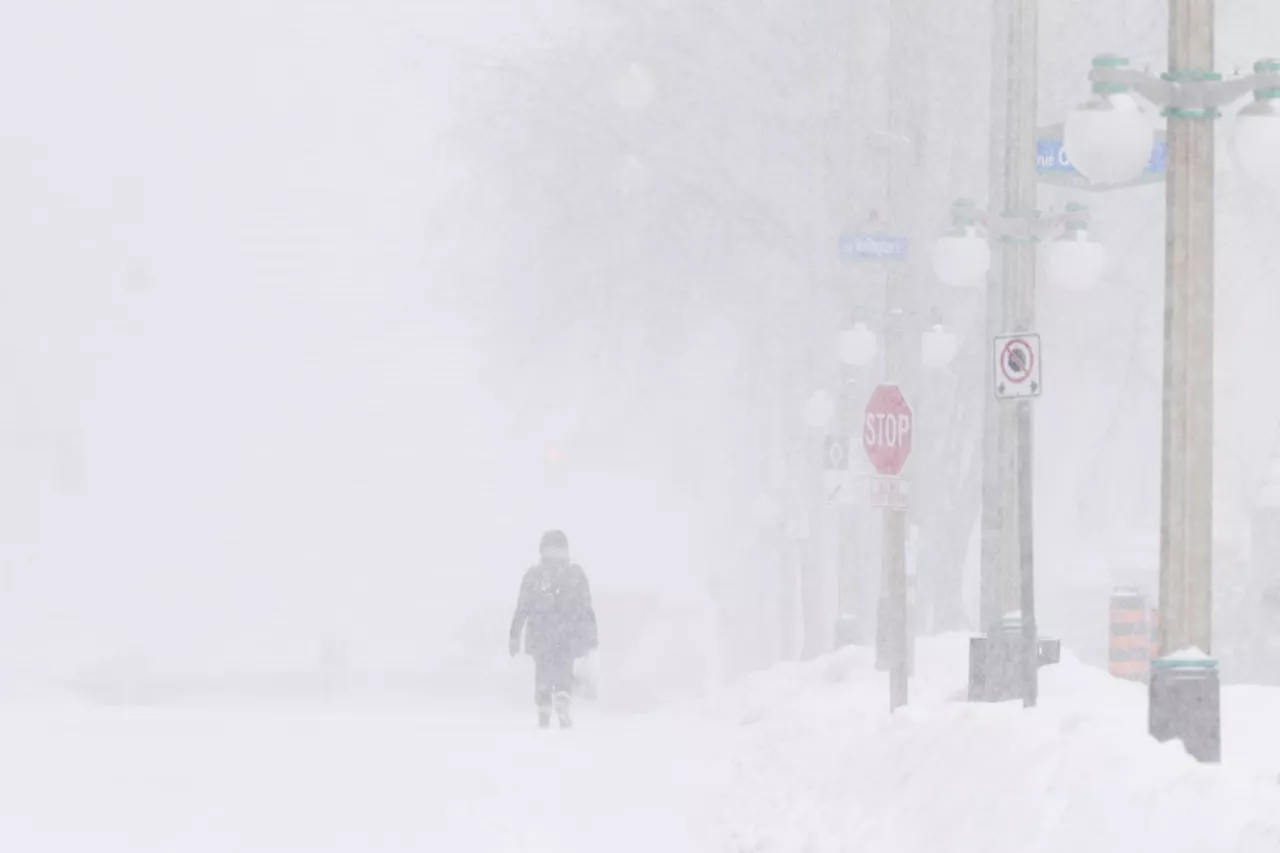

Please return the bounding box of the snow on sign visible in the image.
[863,384,913,476]
[994,333,1042,400]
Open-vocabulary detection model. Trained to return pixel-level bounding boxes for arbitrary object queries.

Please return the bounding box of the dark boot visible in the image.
[537,705,552,729]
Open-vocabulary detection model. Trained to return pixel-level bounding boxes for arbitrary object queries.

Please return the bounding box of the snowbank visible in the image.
[708,636,1280,853]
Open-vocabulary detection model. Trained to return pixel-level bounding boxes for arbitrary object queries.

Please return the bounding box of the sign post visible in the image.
[863,384,913,709]
[993,332,1042,707]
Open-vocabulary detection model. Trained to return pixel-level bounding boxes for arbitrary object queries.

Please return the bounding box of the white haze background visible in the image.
[0,0,1278,702]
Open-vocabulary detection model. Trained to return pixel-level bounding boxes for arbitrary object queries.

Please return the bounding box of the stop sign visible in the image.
[863,384,913,476]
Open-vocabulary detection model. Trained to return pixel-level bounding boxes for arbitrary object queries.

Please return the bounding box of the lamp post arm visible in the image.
[1091,66,1280,111]
[1202,71,1280,108]
[1088,66,1174,106]
[1035,209,1081,233]
[972,207,1082,242]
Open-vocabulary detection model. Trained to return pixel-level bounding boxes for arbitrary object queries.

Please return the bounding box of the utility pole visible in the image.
[1160,0,1215,665]
[1159,0,1216,662]
[1053,0,1274,759]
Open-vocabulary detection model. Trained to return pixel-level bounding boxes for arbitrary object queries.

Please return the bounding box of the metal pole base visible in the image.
[1149,656,1221,763]
[967,631,1061,703]
[967,630,1023,702]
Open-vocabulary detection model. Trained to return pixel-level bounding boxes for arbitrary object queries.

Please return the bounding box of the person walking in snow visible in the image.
[509,530,598,728]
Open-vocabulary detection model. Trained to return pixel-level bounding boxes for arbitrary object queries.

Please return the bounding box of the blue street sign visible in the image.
[839,233,910,262]
[1036,137,1167,181]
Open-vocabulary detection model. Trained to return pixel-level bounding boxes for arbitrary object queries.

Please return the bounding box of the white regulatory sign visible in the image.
[869,476,909,511]
[993,333,1042,400]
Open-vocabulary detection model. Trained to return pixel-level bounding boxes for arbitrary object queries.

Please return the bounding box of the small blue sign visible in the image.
[839,233,910,262]
[1036,138,1168,176]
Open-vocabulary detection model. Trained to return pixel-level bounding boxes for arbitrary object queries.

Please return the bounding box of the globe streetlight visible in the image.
[933,200,1106,293]
[920,319,959,371]
[1231,60,1280,193]
[1044,206,1108,292]
[931,200,990,289]
[837,321,878,368]
[1064,55,1280,188]
[803,389,835,430]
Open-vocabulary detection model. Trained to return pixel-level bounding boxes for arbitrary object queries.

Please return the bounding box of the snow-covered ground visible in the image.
[708,636,1280,853]
[2,637,1279,852]
[0,702,733,853]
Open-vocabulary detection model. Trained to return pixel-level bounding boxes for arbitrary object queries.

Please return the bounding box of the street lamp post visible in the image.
[1063,26,1280,761]
[934,199,1105,706]
[751,491,785,665]
[803,387,836,658]
[835,319,877,650]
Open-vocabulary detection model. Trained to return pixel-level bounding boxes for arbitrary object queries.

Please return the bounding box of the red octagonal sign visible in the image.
[863,384,913,476]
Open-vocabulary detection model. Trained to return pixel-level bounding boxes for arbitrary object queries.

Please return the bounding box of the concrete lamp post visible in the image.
[831,320,878,652]
[1065,50,1280,763]
[798,388,835,659]
[931,199,1104,707]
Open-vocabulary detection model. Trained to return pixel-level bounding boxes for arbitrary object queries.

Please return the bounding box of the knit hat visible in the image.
[539,529,569,552]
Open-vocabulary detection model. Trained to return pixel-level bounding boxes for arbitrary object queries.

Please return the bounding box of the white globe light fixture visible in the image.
[933,199,991,288]
[838,321,878,367]
[1063,56,1155,186]
[1043,204,1107,291]
[1231,60,1280,192]
[920,320,958,370]
[803,389,835,429]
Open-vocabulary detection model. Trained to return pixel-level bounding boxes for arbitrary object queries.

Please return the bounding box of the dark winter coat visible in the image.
[509,560,598,661]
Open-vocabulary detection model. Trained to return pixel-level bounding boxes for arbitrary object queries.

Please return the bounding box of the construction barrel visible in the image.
[1108,588,1150,682]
